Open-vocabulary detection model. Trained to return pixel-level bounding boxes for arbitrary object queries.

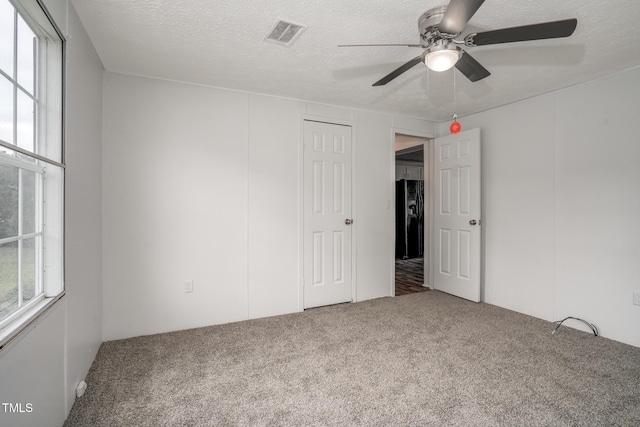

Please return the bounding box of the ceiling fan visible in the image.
[339,0,577,86]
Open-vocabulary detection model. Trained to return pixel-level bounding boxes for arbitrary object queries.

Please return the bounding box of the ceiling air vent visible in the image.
[264,19,307,46]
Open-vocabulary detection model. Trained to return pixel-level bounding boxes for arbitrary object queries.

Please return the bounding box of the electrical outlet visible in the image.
[634,290,640,306]
[185,280,194,293]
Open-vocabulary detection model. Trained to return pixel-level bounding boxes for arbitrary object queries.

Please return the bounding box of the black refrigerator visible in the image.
[396,179,424,259]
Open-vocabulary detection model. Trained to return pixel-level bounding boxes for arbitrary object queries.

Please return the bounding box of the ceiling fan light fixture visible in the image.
[425,46,461,72]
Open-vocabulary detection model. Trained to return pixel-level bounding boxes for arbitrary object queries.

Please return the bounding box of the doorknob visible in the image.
[345,219,353,225]
[469,219,478,226]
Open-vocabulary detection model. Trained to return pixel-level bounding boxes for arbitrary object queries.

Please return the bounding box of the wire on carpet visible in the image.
[552,316,599,336]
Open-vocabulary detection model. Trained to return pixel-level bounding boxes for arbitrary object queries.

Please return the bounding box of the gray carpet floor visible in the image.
[64,291,640,426]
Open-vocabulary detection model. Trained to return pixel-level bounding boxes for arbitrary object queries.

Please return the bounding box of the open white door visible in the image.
[303,120,353,309]
[433,128,481,302]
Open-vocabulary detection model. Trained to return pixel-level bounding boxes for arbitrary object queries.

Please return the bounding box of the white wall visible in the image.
[102,72,436,340]
[0,1,104,426]
[439,67,640,348]
[395,134,428,152]
[0,304,66,426]
[102,75,251,339]
[247,94,304,318]
[62,3,104,413]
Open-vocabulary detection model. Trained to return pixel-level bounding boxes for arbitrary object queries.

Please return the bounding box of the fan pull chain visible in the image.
[453,69,457,113]
[450,71,462,134]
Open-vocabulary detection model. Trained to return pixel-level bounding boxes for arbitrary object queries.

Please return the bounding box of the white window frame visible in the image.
[0,155,45,319]
[0,0,64,350]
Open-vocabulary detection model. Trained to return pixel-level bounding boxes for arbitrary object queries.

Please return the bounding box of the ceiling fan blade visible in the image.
[339,44,427,48]
[455,50,490,82]
[468,18,577,46]
[438,0,486,35]
[372,56,423,86]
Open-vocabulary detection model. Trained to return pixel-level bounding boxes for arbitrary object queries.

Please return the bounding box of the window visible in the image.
[0,0,63,345]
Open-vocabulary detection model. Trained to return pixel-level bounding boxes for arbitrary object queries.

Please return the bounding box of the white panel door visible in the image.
[303,120,353,309]
[433,128,481,302]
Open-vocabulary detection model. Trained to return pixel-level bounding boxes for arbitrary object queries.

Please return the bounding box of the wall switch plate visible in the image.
[634,290,640,306]
[185,280,194,293]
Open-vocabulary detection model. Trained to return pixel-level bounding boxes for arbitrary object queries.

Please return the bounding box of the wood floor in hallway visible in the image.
[395,257,429,296]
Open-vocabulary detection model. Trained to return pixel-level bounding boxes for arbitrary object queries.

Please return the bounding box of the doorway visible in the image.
[395,134,429,296]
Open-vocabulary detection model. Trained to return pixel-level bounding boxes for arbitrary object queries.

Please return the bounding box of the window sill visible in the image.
[0,293,65,352]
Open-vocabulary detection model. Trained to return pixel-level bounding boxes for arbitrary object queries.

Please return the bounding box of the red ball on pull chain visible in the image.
[450,120,461,134]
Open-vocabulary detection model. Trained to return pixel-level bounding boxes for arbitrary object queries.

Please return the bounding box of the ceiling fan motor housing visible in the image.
[418,6,451,43]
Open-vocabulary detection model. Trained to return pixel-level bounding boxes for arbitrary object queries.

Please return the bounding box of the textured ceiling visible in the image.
[70,0,640,122]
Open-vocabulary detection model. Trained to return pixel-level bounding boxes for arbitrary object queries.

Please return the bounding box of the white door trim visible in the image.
[299,116,357,311]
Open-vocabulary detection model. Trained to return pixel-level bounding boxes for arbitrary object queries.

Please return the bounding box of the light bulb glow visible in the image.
[425,49,460,72]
